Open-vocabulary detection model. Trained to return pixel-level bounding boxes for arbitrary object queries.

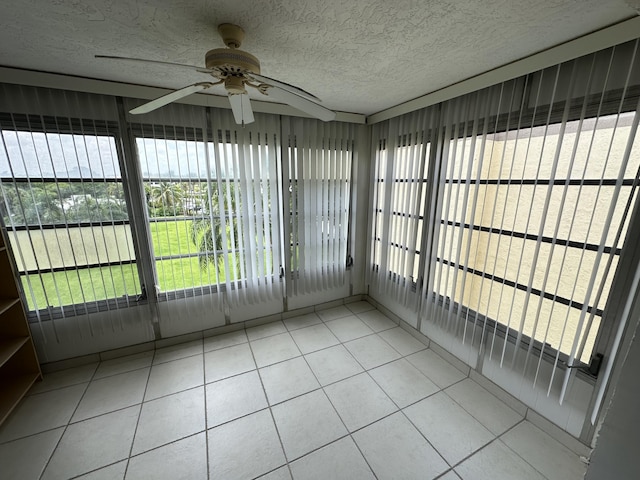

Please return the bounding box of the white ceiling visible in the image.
[0,0,637,116]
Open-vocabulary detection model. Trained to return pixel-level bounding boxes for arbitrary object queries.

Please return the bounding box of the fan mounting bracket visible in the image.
[218,23,245,49]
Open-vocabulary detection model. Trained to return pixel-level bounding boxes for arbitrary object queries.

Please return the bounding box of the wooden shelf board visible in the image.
[0,337,29,368]
[0,372,40,425]
[0,297,20,315]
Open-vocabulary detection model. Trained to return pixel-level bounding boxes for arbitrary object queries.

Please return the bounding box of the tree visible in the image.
[1,183,64,225]
[189,183,240,278]
[65,195,128,223]
[147,182,184,217]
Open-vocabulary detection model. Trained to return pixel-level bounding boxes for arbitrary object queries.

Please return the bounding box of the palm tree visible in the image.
[190,183,240,278]
[147,182,184,217]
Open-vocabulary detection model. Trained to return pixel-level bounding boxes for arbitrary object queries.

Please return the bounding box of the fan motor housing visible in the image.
[205,48,261,75]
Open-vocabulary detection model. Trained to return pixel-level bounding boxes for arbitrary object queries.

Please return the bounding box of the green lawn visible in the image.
[23,263,141,311]
[20,218,278,311]
[155,257,222,292]
[22,219,231,310]
[150,219,195,257]
[151,219,230,291]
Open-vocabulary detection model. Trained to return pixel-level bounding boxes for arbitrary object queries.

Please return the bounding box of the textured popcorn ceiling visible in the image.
[0,0,636,115]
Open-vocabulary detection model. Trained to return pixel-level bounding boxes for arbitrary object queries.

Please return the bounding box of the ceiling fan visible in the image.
[96,23,336,125]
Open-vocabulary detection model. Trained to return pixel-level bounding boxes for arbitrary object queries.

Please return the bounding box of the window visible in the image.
[1,99,346,317]
[369,109,438,306]
[283,118,354,294]
[0,116,140,315]
[133,112,282,302]
[370,41,640,388]
[136,134,222,294]
[434,113,639,363]
[372,139,429,283]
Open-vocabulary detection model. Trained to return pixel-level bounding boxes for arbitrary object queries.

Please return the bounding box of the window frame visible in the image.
[425,98,640,370]
[0,113,144,320]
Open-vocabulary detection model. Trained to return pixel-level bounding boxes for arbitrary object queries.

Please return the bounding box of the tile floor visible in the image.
[0,302,589,480]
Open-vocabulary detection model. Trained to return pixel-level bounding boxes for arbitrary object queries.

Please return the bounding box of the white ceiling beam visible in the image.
[366,16,640,125]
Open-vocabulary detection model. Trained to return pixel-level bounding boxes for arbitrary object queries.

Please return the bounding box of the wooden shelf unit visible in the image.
[0,228,41,425]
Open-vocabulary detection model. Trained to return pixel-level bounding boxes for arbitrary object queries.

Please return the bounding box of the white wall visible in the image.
[31,303,156,363]
[585,298,640,479]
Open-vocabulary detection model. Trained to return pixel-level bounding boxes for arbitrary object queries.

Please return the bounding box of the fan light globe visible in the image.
[224,76,247,95]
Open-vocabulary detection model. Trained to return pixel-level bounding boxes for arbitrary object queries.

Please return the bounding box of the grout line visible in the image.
[348,436,380,479]
[12,340,467,473]
[351,344,456,477]
[32,336,441,478]
[432,468,456,480]
[17,305,561,480]
[245,320,289,342]
[295,345,379,478]
[26,359,154,398]
[364,358,442,411]
[0,372,170,446]
[342,328,477,476]
[121,342,156,480]
[67,459,127,479]
[284,431,354,464]
[0,425,65,446]
[443,419,528,474]
[282,312,323,332]
[255,465,291,479]
[200,341,211,480]
[61,383,208,433]
[67,398,148,426]
[151,346,204,366]
[38,361,100,480]
[203,336,250,355]
[242,315,396,475]
[492,418,558,480]
[298,330,393,478]
[440,377,526,437]
[205,405,271,434]
[245,329,293,479]
[25,367,99,397]
[398,404,453,473]
[119,431,207,466]
[26,316,393,400]
[89,362,154,382]
[375,331,429,358]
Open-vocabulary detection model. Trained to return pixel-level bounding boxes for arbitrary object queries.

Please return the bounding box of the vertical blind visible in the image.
[370,109,438,309]
[132,103,212,298]
[0,86,140,339]
[0,83,356,343]
[209,109,283,305]
[370,39,640,406]
[282,117,355,296]
[130,104,283,307]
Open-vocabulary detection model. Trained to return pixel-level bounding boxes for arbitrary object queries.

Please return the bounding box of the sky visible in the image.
[0,131,261,180]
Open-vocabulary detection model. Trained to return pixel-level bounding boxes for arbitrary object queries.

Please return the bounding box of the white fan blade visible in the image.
[130,83,212,115]
[265,86,336,122]
[228,93,255,125]
[248,73,320,102]
[95,55,210,72]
